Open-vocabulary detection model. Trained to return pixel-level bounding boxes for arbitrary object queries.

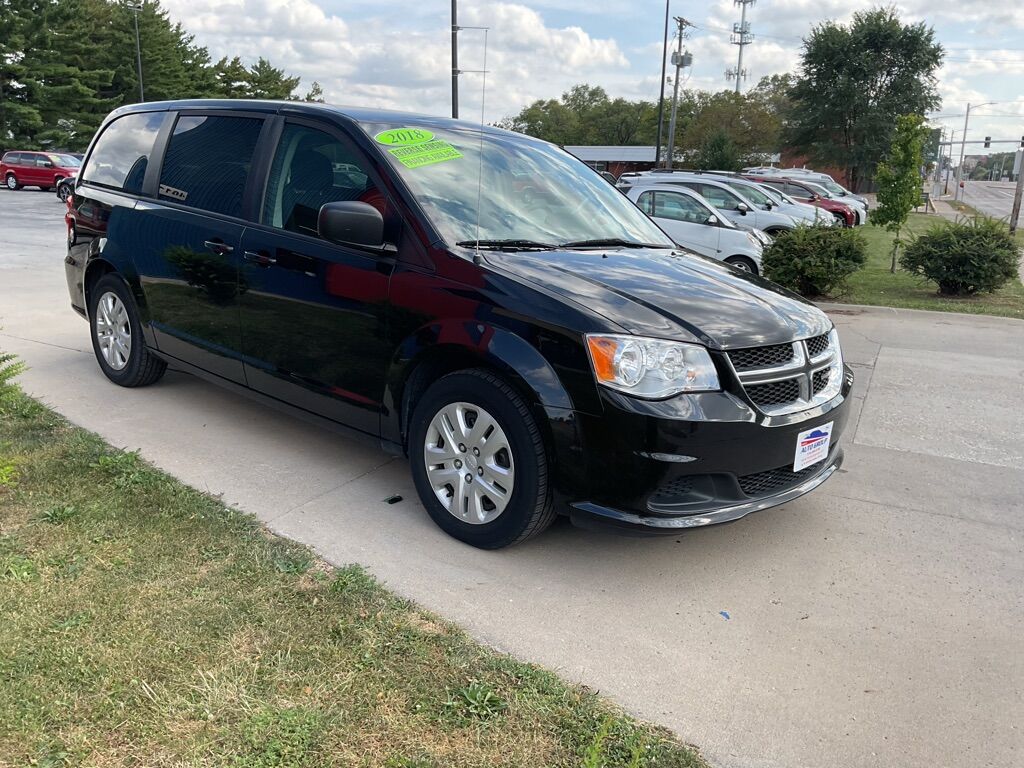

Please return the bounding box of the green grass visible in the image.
[0,386,705,768]
[836,213,1024,319]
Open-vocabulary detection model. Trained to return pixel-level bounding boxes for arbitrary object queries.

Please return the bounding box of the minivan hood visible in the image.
[483,248,831,349]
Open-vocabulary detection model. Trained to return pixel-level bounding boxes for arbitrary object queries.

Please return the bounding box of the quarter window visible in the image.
[636,190,655,216]
[81,111,165,193]
[158,114,263,218]
[262,123,382,238]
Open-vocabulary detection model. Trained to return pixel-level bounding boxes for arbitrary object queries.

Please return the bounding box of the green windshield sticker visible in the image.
[387,140,463,169]
[374,127,435,146]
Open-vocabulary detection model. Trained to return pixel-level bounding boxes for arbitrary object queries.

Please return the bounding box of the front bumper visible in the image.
[559,365,853,534]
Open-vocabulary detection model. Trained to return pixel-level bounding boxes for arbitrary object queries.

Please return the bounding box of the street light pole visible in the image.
[127,2,144,102]
[955,101,995,200]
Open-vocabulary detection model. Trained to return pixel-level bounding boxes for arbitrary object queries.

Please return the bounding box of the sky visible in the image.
[160,0,1024,157]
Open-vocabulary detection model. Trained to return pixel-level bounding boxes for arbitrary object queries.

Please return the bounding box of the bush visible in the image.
[762,225,867,297]
[900,217,1020,295]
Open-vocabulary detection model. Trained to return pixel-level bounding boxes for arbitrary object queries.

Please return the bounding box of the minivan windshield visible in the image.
[361,123,674,250]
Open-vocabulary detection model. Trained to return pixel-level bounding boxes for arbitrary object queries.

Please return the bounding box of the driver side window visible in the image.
[654,192,705,223]
[262,123,383,239]
[698,184,739,211]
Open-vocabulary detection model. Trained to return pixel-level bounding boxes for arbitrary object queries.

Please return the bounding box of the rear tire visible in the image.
[5,173,19,190]
[408,369,555,549]
[88,274,166,387]
[725,255,758,275]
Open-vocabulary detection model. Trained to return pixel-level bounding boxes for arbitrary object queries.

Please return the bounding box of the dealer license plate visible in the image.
[793,422,833,472]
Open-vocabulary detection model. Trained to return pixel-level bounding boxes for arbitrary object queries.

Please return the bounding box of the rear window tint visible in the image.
[158,114,263,218]
[82,111,165,193]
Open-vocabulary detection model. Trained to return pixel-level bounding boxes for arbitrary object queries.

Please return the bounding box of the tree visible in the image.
[1,0,303,152]
[788,8,943,191]
[871,114,929,273]
[682,89,781,163]
[695,129,741,172]
[303,81,325,103]
[245,57,300,100]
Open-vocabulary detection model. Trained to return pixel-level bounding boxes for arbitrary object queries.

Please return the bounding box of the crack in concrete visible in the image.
[265,455,400,523]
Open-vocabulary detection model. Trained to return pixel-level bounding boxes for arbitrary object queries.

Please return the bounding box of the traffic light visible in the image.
[984,136,991,148]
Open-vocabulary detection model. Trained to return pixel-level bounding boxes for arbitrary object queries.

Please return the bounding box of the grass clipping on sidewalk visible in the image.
[0,387,704,768]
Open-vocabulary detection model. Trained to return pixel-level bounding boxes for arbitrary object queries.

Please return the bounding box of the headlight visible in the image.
[745,231,761,248]
[585,334,720,398]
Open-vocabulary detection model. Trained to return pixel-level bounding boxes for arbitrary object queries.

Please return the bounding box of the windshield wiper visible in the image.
[559,238,672,249]
[456,238,557,251]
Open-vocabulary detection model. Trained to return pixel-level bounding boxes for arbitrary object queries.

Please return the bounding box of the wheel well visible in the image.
[83,261,117,308]
[398,346,541,452]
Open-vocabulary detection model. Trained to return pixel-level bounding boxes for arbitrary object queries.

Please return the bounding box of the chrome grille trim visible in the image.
[725,330,843,416]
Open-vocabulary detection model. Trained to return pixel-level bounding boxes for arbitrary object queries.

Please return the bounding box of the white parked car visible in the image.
[619,171,801,235]
[625,183,764,274]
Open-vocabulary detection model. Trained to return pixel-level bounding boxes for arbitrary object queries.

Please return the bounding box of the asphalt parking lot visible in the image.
[1,189,1022,768]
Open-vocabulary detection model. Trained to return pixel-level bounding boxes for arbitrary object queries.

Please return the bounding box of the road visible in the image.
[962,180,1018,221]
[1,190,1022,768]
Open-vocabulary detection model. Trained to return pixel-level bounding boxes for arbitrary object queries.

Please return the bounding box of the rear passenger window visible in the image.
[81,111,165,193]
[158,114,263,219]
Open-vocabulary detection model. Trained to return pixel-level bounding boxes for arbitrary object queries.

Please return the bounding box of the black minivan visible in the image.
[64,99,852,549]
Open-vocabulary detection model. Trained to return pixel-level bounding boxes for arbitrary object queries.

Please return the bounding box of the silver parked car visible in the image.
[625,183,764,274]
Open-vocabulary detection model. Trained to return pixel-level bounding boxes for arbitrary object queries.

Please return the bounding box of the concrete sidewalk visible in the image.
[1,191,1022,768]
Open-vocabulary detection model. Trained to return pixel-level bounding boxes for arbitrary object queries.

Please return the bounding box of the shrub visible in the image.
[762,225,867,297]
[900,217,1020,295]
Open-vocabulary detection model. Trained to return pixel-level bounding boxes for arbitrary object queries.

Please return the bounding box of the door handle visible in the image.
[243,250,277,267]
[204,239,234,255]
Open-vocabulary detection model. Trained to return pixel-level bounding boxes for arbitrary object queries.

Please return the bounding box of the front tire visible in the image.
[725,255,759,275]
[88,274,166,387]
[408,369,555,549]
[58,184,71,202]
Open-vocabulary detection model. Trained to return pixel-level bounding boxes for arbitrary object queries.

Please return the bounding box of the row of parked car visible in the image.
[611,168,868,276]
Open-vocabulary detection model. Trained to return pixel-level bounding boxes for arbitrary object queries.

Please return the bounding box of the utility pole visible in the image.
[654,1,670,168]
[726,0,754,93]
[451,0,459,118]
[664,17,692,170]
[1010,161,1023,234]
[127,2,144,102]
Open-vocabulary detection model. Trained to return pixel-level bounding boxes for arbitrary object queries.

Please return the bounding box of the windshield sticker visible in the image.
[387,140,463,169]
[374,127,435,146]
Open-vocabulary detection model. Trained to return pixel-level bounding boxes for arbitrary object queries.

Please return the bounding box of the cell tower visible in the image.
[725,0,755,93]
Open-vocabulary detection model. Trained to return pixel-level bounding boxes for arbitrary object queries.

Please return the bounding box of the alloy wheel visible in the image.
[94,291,132,370]
[423,401,515,525]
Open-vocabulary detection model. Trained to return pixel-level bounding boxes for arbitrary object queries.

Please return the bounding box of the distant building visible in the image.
[563,146,656,179]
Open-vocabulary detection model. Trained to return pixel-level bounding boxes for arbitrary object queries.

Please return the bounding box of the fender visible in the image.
[381,319,577,449]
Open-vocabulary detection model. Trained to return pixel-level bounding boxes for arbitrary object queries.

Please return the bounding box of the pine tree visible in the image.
[245,57,299,100]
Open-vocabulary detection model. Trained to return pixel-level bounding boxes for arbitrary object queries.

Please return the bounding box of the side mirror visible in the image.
[318,201,386,250]
[42,160,54,168]
[736,202,749,214]
[705,214,719,226]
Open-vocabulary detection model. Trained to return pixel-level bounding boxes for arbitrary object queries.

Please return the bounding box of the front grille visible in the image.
[812,369,830,395]
[648,475,694,504]
[727,343,794,371]
[806,333,830,358]
[738,460,826,497]
[746,378,800,407]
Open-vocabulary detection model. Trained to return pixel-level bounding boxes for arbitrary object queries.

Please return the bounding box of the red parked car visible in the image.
[743,175,856,227]
[1,150,81,191]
